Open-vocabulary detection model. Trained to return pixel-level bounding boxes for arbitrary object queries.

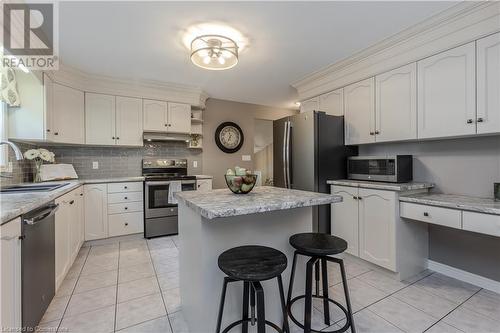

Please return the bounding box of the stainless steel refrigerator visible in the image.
[273,110,357,233]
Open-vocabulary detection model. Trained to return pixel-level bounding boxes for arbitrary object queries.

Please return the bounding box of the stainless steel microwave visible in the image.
[347,155,413,183]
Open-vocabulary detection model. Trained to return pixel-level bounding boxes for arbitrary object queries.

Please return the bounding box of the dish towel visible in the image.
[168,181,182,204]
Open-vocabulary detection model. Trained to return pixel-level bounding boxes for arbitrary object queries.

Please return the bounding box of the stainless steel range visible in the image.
[143,158,196,238]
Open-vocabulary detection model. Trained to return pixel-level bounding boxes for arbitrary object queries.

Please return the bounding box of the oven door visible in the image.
[145,181,178,219]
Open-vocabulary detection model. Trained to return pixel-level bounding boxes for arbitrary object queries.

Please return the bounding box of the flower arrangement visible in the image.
[23,148,55,182]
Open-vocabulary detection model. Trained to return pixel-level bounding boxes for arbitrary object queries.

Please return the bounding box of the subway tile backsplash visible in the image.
[0,141,202,186]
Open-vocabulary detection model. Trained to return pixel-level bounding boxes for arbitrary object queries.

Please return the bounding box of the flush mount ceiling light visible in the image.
[190,34,238,70]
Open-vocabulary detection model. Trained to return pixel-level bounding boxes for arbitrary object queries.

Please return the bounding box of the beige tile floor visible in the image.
[38,234,500,333]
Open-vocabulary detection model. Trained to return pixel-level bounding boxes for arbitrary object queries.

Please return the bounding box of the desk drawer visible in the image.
[463,211,500,237]
[108,212,143,237]
[108,182,143,193]
[108,201,143,214]
[108,191,143,204]
[400,202,462,229]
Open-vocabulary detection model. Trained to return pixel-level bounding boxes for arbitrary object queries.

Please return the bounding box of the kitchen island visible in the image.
[175,186,342,333]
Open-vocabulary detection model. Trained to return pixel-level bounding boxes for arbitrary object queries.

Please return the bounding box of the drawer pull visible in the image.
[124,197,128,200]
[124,186,128,189]
[125,223,129,226]
[423,212,429,217]
[124,207,128,210]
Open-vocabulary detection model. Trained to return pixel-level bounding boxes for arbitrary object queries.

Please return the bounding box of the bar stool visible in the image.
[216,245,290,333]
[287,233,355,333]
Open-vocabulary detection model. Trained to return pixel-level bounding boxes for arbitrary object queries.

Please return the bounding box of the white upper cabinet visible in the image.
[168,102,191,133]
[300,97,319,113]
[51,83,85,144]
[417,42,476,139]
[477,32,500,135]
[319,89,344,116]
[116,96,143,146]
[375,63,417,142]
[344,77,375,145]
[143,99,168,132]
[85,93,116,145]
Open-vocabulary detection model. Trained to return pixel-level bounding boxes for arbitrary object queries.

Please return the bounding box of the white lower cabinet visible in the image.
[330,186,359,256]
[0,218,22,330]
[84,184,108,241]
[331,185,428,278]
[84,182,144,240]
[358,188,397,271]
[55,187,84,290]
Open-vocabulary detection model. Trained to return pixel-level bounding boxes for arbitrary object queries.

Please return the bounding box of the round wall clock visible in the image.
[215,122,244,153]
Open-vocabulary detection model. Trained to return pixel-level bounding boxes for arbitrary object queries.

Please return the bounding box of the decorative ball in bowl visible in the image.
[225,174,257,194]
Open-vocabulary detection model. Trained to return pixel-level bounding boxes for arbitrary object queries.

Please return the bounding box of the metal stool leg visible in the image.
[253,282,266,333]
[242,281,250,333]
[304,257,316,333]
[339,259,355,333]
[315,260,320,296]
[277,275,289,333]
[321,258,331,325]
[250,283,256,326]
[287,251,298,306]
[216,277,231,333]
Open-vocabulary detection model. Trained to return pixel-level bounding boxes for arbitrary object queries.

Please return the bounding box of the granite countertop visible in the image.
[1,176,145,225]
[175,186,342,219]
[327,179,434,192]
[399,193,500,215]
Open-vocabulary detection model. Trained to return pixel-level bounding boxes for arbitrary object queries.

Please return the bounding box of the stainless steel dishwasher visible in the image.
[21,202,58,330]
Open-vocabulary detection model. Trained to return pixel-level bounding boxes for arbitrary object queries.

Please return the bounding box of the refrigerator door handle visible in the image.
[285,120,292,189]
[282,120,288,188]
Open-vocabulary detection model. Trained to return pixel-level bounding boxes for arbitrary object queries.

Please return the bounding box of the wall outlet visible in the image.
[242,155,251,161]
[92,161,99,169]
[193,160,198,168]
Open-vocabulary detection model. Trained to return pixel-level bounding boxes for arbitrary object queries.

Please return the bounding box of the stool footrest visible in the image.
[287,294,352,333]
[221,318,283,333]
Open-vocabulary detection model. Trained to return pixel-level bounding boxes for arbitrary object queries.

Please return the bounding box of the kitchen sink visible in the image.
[0,183,69,193]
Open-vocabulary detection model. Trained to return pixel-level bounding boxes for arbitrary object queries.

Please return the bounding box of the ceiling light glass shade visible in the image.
[190,35,238,70]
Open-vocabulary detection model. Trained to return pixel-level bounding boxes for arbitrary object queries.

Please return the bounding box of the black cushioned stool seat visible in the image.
[287,233,355,333]
[216,245,289,333]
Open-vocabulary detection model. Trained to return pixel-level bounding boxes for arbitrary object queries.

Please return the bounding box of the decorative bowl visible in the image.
[224,174,257,194]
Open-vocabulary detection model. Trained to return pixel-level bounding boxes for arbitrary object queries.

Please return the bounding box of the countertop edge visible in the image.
[1,177,145,225]
[327,179,434,192]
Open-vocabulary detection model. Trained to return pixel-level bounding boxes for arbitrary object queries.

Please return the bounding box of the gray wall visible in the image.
[359,135,500,281]
[203,98,297,189]
[1,141,202,185]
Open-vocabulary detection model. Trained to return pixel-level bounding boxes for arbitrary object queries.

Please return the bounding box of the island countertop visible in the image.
[175,186,342,219]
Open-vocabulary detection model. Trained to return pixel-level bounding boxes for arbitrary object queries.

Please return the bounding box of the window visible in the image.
[0,101,10,171]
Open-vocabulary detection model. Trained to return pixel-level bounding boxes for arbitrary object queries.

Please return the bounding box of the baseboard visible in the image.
[427,260,500,294]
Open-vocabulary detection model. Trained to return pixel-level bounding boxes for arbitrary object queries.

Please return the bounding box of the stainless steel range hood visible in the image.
[143,132,191,142]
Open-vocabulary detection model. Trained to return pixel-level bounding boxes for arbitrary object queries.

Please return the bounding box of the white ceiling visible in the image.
[59,1,457,109]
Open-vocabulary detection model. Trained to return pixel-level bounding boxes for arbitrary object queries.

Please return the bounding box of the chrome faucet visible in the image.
[0,140,23,160]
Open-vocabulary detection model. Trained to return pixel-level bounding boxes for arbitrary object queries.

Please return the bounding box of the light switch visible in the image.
[193,160,198,168]
[242,155,251,161]
[92,161,99,169]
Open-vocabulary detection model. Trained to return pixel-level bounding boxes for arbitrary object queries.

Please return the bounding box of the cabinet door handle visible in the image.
[80,193,83,196]
[54,132,59,135]
[168,124,172,127]
[423,212,429,217]
[369,132,375,135]
[466,119,474,124]
[124,197,128,200]
[69,200,75,205]
[112,136,115,139]
[116,137,120,140]
[164,124,168,127]
[124,207,128,210]
[375,130,380,135]
[125,223,129,226]
[358,196,362,200]
[124,186,128,189]
[46,129,51,132]
[477,118,484,123]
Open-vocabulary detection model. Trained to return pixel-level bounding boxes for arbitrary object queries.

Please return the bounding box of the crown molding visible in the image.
[292,2,500,101]
[45,63,209,108]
